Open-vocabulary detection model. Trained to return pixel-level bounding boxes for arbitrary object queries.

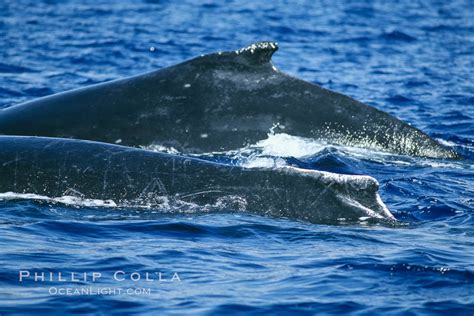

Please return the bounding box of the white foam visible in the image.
[0,192,117,208]
[141,144,180,154]
[239,132,470,170]
[0,191,249,214]
[241,157,287,168]
[253,133,326,158]
[140,129,468,171]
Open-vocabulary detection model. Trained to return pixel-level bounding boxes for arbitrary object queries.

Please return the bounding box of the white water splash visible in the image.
[140,130,467,170]
[253,133,326,157]
[141,144,181,154]
[241,157,288,168]
[0,192,118,208]
[240,133,470,170]
[0,191,250,214]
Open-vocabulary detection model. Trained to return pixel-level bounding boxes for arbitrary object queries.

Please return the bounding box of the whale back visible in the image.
[0,42,459,158]
[0,136,395,223]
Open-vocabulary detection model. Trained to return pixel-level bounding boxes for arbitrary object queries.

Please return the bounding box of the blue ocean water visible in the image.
[0,0,473,314]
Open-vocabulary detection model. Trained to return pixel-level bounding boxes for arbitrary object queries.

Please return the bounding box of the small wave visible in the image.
[385,94,414,104]
[0,63,31,73]
[381,30,416,42]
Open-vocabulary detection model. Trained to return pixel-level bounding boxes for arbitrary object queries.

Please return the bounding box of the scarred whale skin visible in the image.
[0,42,458,158]
[0,136,394,223]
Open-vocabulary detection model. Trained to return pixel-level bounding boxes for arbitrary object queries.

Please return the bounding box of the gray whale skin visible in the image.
[0,41,459,159]
[0,136,395,223]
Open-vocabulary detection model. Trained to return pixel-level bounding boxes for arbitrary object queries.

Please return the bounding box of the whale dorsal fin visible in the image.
[233,41,279,65]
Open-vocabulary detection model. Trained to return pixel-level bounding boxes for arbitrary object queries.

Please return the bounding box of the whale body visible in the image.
[0,41,458,158]
[0,136,394,223]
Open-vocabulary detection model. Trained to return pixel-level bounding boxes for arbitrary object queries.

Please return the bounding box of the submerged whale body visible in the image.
[0,136,394,223]
[0,42,459,159]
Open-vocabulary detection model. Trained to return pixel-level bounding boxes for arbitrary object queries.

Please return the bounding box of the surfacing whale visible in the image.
[0,42,458,159]
[0,136,394,224]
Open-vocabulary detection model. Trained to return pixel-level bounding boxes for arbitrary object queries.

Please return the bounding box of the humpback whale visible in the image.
[0,136,394,223]
[0,42,458,159]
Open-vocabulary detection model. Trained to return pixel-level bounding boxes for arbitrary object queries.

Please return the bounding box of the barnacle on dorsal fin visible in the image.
[233,41,279,65]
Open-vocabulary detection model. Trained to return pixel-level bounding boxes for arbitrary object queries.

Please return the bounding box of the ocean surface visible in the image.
[1,0,473,314]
